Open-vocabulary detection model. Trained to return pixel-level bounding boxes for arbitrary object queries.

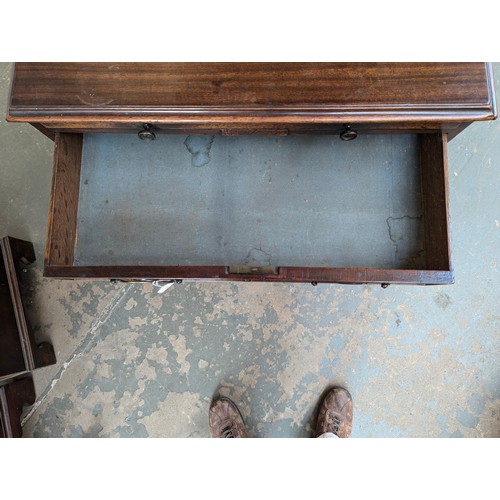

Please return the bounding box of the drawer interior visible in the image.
[76,133,423,268]
[44,131,452,284]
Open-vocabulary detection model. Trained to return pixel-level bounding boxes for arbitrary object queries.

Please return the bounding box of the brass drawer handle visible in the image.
[138,124,156,141]
[340,125,357,141]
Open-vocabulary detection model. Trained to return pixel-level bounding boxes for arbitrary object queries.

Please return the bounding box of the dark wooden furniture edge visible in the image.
[421,133,452,271]
[44,265,454,285]
[1,237,55,437]
[13,122,479,142]
[7,106,497,121]
[1,236,56,375]
[0,376,35,438]
[7,63,497,132]
[44,133,83,267]
[31,123,56,141]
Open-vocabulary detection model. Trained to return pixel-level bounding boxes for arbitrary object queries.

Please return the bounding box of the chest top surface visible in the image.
[7,63,497,128]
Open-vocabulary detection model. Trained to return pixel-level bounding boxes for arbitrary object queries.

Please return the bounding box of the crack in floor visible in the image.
[21,284,132,427]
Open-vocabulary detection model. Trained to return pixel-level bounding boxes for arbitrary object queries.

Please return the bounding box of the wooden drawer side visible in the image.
[420,132,452,272]
[44,133,83,267]
[43,132,453,285]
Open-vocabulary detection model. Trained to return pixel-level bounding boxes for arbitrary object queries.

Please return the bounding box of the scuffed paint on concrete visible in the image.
[20,277,500,438]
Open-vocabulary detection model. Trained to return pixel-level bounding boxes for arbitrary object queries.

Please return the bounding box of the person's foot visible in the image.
[315,387,353,438]
[209,397,248,438]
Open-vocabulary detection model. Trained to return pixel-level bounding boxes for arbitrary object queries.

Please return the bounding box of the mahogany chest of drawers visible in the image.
[7,63,497,285]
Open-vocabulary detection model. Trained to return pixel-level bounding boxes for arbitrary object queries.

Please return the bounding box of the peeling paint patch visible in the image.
[137,392,206,437]
[125,297,138,310]
[129,315,148,328]
[32,394,74,437]
[467,394,486,414]
[168,334,192,376]
[435,292,452,310]
[456,408,480,429]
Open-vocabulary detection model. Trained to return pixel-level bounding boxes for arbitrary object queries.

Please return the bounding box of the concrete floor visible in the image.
[0,62,498,438]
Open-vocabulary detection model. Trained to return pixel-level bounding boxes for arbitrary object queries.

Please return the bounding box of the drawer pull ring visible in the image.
[340,125,357,141]
[138,124,156,141]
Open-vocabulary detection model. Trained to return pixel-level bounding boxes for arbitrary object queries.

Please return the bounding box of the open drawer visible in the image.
[43,130,452,285]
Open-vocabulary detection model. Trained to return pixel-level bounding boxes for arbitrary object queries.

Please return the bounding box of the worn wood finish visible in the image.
[20,121,469,138]
[7,63,496,135]
[0,376,35,438]
[1,236,56,382]
[420,133,452,271]
[44,133,83,266]
[40,129,454,285]
[0,240,28,376]
[44,265,454,285]
[0,237,54,437]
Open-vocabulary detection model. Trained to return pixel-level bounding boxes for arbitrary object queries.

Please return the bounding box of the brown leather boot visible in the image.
[209,397,248,438]
[315,387,353,438]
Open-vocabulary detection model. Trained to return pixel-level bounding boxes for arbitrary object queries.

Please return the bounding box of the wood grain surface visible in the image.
[420,133,452,271]
[7,63,496,132]
[44,133,83,266]
[43,265,454,285]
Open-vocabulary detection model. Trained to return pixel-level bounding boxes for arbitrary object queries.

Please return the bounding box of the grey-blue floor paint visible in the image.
[1,62,498,438]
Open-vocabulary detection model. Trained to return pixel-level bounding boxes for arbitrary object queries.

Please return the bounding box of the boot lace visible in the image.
[328,414,342,435]
[221,425,236,438]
